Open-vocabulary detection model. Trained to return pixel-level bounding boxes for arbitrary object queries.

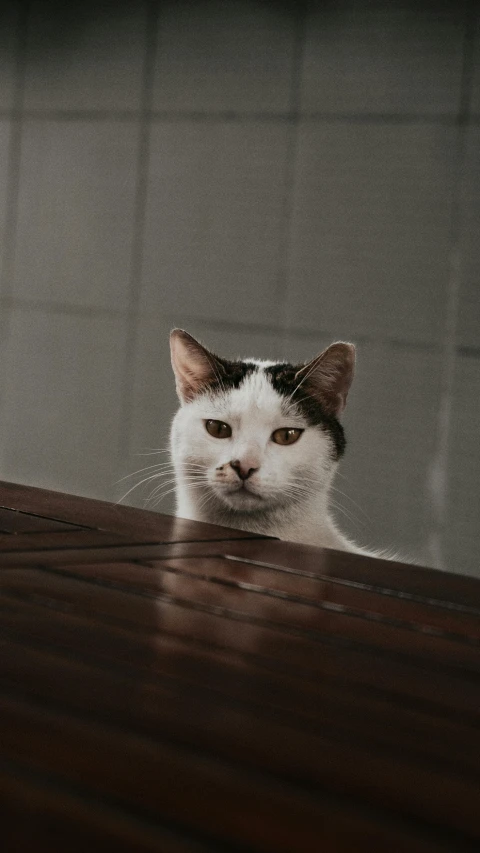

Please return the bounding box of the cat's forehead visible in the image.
[225,367,283,415]
[198,361,289,418]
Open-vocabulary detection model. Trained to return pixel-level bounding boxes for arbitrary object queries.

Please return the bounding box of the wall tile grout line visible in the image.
[0,108,471,125]
[151,313,480,358]
[0,1,30,475]
[0,3,29,304]
[116,0,161,479]
[0,296,125,319]
[426,0,478,571]
[2,295,480,362]
[276,4,307,344]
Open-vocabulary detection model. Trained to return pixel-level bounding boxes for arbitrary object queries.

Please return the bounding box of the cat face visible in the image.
[170,330,355,516]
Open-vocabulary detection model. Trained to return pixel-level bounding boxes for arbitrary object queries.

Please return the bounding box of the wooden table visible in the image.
[0,480,479,852]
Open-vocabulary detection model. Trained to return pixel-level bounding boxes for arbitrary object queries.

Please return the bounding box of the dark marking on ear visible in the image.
[170,328,258,401]
[265,362,346,459]
[294,342,355,418]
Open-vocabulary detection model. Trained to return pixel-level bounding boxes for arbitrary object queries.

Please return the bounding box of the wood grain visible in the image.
[0,480,479,852]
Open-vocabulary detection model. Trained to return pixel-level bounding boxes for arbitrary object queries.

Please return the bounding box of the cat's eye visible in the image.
[205,419,232,439]
[271,428,303,446]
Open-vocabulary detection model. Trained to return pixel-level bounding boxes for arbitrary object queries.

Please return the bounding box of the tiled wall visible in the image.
[0,1,478,576]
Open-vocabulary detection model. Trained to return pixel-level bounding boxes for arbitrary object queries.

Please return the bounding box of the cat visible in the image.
[169,328,383,558]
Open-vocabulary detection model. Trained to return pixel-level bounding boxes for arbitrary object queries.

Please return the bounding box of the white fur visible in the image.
[170,363,376,556]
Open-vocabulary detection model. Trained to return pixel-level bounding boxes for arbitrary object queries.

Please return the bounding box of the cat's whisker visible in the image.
[148,477,208,501]
[287,478,365,528]
[146,484,178,506]
[137,463,204,478]
[280,483,319,504]
[283,483,314,497]
[328,498,364,531]
[147,489,176,509]
[285,479,319,494]
[116,457,205,485]
[135,447,171,456]
[117,464,206,505]
[116,466,189,491]
[149,477,205,496]
[149,469,204,482]
[330,484,371,523]
[195,490,219,514]
[151,476,208,491]
[116,472,176,504]
[148,481,208,509]
[116,463,178,484]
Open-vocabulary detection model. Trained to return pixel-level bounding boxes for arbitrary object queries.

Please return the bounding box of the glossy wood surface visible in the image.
[0,480,479,852]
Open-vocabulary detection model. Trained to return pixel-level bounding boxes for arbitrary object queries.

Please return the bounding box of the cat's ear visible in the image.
[294,342,355,417]
[170,329,224,403]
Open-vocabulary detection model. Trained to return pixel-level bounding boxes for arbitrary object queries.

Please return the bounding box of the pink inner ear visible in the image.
[170,330,222,402]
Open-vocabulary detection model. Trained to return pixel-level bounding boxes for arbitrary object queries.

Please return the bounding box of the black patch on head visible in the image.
[207,358,258,394]
[264,362,346,459]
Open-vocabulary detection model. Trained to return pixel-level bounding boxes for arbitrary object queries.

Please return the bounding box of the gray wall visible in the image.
[0,1,478,575]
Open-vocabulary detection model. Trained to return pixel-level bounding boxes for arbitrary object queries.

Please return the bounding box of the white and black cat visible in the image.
[170,328,379,557]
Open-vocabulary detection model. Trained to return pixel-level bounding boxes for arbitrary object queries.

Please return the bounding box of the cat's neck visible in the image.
[174,476,355,554]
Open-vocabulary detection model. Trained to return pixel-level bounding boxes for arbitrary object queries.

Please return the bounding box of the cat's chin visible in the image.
[214,485,266,512]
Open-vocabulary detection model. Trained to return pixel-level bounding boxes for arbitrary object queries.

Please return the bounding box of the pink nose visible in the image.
[230,460,258,481]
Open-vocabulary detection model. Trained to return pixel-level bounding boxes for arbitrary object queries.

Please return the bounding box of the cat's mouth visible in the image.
[228,481,262,497]
[215,480,264,507]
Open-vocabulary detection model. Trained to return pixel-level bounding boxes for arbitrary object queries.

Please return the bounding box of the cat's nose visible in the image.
[229,460,258,481]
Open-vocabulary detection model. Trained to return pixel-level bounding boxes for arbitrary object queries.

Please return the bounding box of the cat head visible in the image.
[169,329,355,516]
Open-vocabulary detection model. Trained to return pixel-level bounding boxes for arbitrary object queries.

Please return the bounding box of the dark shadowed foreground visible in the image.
[0,480,479,852]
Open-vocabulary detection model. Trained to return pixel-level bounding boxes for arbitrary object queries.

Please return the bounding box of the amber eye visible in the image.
[205,419,232,439]
[271,428,303,446]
